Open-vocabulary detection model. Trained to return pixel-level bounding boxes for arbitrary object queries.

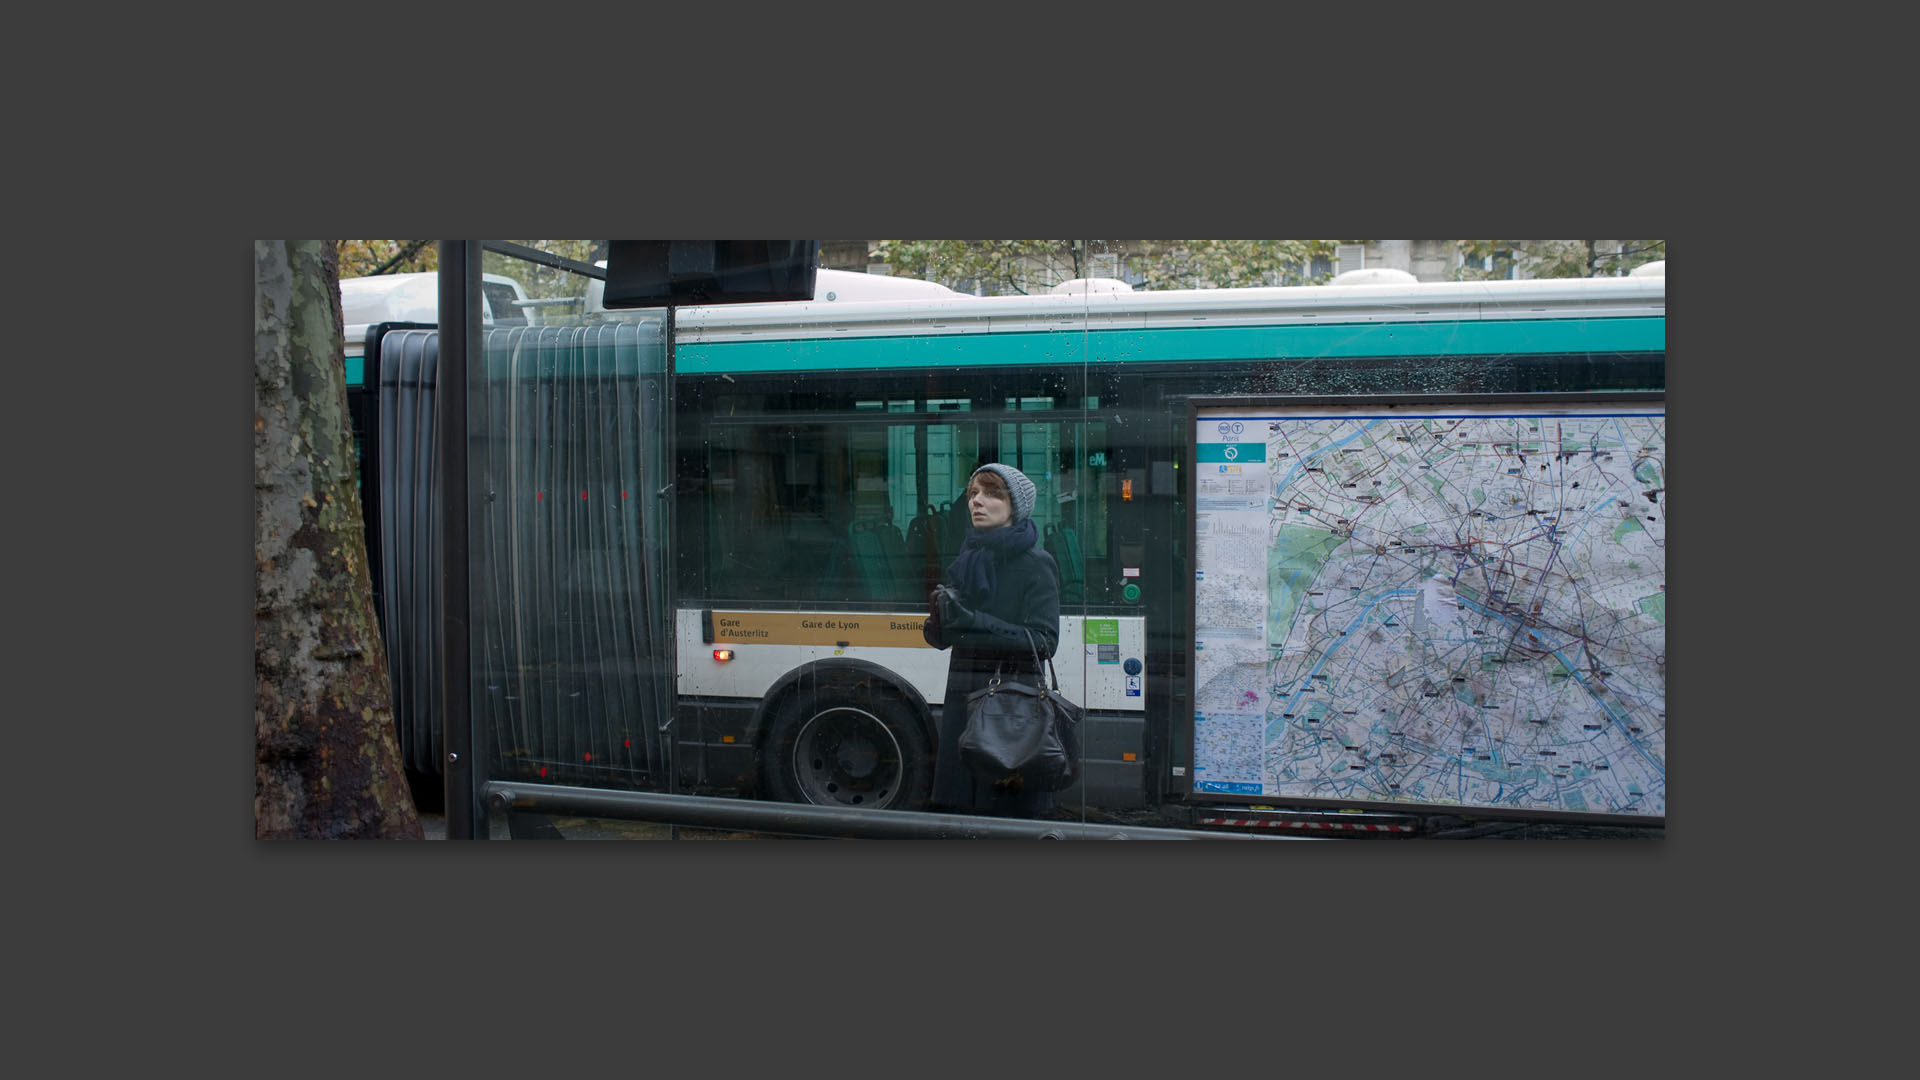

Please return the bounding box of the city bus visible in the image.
[355,260,1666,830]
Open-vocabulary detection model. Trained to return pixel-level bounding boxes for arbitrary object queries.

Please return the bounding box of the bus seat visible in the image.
[784,515,845,598]
[904,504,944,595]
[848,518,912,602]
[904,504,939,560]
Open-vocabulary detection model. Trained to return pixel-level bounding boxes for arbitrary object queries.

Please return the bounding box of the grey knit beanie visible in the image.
[970,463,1037,524]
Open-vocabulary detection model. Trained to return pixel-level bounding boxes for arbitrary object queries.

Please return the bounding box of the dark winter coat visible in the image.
[921,538,1062,816]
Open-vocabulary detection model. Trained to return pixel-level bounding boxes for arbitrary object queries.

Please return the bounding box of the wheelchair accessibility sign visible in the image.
[1126,675,1142,697]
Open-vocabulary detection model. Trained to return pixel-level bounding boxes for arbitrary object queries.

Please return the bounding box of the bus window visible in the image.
[996,414,1109,607]
[702,419,939,606]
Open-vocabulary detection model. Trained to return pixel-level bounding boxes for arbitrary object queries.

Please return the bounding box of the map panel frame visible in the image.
[1185,393,1666,825]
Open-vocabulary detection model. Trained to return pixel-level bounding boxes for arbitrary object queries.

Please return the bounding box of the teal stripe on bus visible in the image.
[677,317,1663,374]
[345,354,365,388]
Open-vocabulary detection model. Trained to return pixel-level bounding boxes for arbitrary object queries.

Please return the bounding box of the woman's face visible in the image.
[968,476,1013,530]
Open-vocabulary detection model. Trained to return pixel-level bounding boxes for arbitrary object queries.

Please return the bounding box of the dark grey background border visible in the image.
[22,19,1810,1071]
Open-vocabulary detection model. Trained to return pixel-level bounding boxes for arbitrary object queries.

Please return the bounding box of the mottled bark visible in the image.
[255,240,423,839]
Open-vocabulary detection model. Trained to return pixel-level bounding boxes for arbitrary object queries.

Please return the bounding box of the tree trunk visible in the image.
[255,240,423,839]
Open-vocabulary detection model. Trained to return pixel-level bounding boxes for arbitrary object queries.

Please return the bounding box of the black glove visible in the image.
[932,585,976,629]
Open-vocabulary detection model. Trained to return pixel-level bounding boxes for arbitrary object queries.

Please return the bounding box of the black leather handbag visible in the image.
[957,630,1084,791]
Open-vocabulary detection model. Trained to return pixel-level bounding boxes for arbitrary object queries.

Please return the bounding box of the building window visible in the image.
[1461,248,1516,279]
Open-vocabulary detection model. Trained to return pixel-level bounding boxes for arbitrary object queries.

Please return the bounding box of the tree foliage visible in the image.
[256,240,422,839]
[342,238,1667,297]
[867,239,1339,295]
[1455,240,1665,280]
[341,240,607,321]
[483,239,603,307]
[338,239,437,279]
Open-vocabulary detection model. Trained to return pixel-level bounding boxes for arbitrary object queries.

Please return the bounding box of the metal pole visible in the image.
[439,242,480,838]
[483,781,1299,840]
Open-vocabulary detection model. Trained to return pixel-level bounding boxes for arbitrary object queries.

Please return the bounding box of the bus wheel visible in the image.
[405,767,444,813]
[760,687,932,811]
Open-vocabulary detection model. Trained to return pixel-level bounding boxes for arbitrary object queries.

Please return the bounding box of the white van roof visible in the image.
[339,271,532,336]
[340,272,442,328]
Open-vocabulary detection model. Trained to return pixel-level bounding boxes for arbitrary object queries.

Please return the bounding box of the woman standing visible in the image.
[922,463,1063,817]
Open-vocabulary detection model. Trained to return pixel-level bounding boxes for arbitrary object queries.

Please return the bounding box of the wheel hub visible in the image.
[793,705,903,808]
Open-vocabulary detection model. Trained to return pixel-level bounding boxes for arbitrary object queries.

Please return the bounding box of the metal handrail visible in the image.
[483,781,1303,840]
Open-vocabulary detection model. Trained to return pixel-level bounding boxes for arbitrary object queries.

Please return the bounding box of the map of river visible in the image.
[1192,405,1665,818]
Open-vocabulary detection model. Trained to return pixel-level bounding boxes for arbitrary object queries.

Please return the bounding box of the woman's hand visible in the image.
[932,585,976,629]
[922,590,945,648]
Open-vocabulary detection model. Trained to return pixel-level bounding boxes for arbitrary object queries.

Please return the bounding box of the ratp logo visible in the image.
[1223,445,1239,461]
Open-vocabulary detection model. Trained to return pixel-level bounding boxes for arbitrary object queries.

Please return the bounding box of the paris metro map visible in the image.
[1191,403,1666,818]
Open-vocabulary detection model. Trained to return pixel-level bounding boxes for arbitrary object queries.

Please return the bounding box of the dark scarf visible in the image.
[946,519,1039,604]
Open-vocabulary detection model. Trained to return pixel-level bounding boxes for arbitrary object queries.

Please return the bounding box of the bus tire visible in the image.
[759,683,933,811]
[405,766,445,813]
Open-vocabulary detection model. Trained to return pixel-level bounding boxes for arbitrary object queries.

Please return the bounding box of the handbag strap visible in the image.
[1022,628,1061,693]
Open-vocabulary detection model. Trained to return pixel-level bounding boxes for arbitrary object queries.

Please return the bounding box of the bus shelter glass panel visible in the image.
[436,242,1665,837]
[468,313,676,793]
